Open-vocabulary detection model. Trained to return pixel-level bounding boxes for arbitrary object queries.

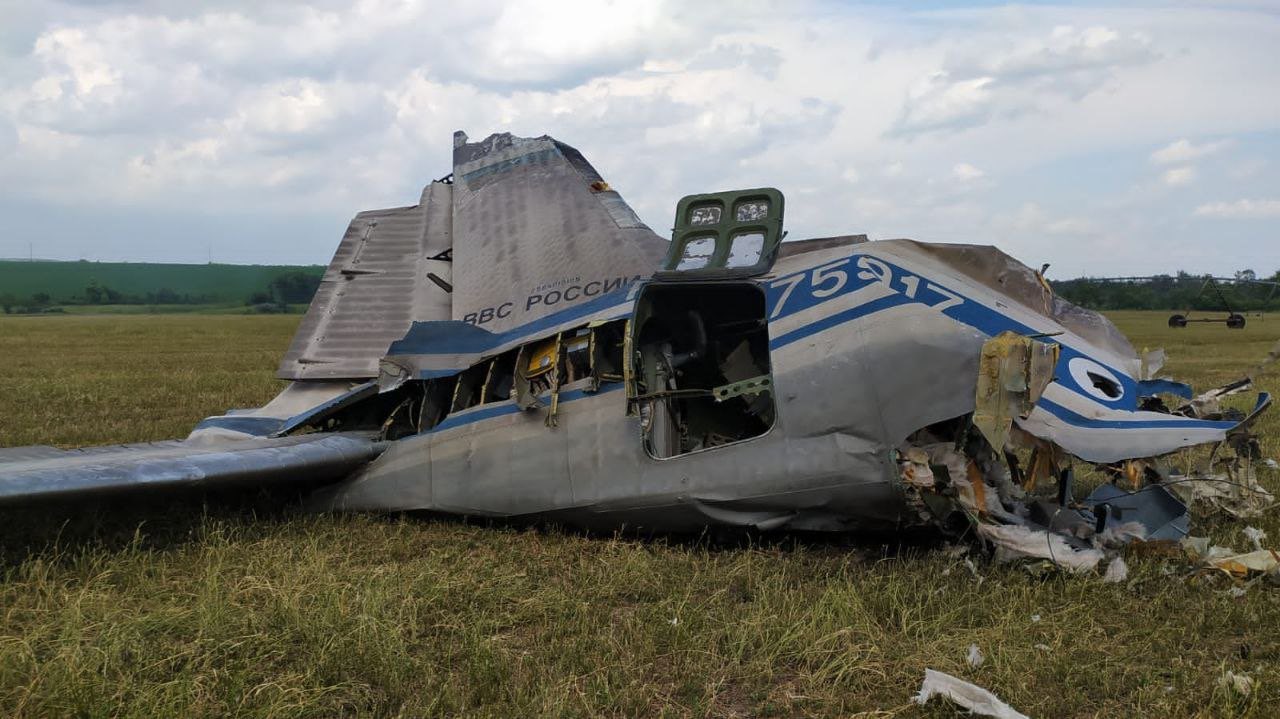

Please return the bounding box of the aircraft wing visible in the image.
[0,433,384,505]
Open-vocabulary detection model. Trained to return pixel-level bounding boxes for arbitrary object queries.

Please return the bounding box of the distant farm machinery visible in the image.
[1084,275,1277,330]
[1165,276,1277,330]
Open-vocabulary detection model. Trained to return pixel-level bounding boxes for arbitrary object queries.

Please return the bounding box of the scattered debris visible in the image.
[1207,550,1280,578]
[963,558,985,586]
[1266,458,1279,470]
[1033,643,1051,652]
[967,644,985,668]
[1169,464,1274,519]
[1103,556,1129,583]
[1244,526,1268,552]
[914,669,1029,719]
[1184,536,1280,578]
[1030,614,1041,623]
[976,523,1103,573]
[1218,670,1255,697]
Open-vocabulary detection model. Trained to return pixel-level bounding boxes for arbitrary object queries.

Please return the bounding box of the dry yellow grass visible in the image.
[1,311,1278,717]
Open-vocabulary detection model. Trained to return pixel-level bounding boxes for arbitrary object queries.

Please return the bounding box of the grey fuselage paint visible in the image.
[314,240,1006,532]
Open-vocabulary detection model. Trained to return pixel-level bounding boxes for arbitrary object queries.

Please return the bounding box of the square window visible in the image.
[676,236,716,270]
[734,199,769,222]
[725,232,764,268]
[688,204,722,226]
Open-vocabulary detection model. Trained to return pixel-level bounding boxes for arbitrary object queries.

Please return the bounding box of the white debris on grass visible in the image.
[1103,555,1129,583]
[977,523,1104,573]
[1265,459,1279,470]
[964,557,985,586]
[914,669,1030,719]
[1219,670,1255,697]
[1184,536,1280,577]
[967,644,985,668]
[1096,521,1147,548]
[1030,614,1041,623]
[1243,526,1267,552]
[1169,467,1274,519]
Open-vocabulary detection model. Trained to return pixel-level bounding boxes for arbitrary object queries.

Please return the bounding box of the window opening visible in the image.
[676,236,716,270]
[417,378,454,431]
[484,350,518,404]
[725,231,764,268]
[451,361,491,411]
[590,320,627,383]
[563,328,592,383]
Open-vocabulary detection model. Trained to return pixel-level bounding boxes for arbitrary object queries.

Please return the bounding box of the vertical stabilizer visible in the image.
[449,132,668,333]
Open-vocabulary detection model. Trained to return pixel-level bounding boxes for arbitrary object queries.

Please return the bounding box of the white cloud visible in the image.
[894,24,1157,135]
[897,72,994,134]
[991,202,1095,235]
[1162,166,1195,186]
[1194,199,1280,218]
[0,1,1277,273]
[1150,138,1231,164]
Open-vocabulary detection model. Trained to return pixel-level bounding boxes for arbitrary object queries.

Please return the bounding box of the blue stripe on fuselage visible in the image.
[384,248,1233,440]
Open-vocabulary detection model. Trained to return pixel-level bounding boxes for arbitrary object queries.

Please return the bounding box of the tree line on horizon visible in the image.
[1052,269,1280,313]
[3,268,1277,316]
[0,270,322,314]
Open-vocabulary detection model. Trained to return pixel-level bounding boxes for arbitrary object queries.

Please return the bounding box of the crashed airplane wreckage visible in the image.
[0,131,1272,573]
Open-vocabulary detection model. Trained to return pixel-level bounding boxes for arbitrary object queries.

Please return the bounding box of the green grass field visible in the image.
[1,312,1278,717]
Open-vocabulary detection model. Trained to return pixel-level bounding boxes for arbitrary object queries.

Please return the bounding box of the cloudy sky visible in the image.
[0,0,1277,277]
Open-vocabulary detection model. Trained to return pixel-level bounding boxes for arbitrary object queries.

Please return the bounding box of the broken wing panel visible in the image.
[277,182,454,380]
[0,433,384,505]
[449,132,668,333]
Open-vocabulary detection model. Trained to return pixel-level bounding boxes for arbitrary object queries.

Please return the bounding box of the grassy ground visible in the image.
[0,312,1278,717]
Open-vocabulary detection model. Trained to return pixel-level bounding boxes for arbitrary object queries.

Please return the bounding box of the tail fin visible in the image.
[277,181,454,380]
[278,131,667,380]
[449,131,667,333]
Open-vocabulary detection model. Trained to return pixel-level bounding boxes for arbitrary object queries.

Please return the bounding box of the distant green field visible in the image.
[0,260,324,304]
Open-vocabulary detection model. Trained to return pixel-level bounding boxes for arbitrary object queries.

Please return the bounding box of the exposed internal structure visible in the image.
[631,283,775,458]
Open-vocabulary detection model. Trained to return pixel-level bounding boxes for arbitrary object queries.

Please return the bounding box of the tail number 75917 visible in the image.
[768,255,964,320]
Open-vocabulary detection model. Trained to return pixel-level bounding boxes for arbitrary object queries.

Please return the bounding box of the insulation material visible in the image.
[1204,549,1280,578]
[973,331,1059,454]
[914,669,1029,719]
[1168,466,1274,519]
[976,523,1105,573]
[1103,556,1129,583]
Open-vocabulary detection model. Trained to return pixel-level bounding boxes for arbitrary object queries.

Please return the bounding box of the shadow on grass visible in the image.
[0,485,954,569]
[0,485,322,568]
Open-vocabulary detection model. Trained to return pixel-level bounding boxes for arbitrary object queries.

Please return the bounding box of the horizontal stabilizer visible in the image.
[0,433,384,505]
